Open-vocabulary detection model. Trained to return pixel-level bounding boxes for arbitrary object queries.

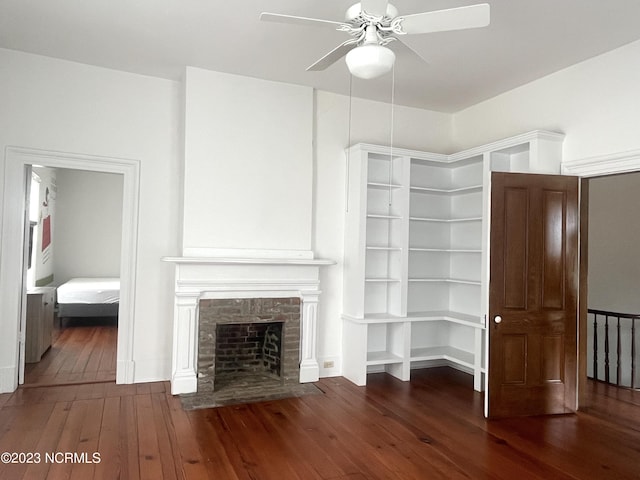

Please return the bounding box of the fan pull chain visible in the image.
[346,73,353,213]
[389,62,395,206]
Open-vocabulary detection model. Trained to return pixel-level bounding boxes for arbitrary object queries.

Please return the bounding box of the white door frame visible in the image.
[0,147,140,392]
[562,148,640,409]
[18,164,33,385]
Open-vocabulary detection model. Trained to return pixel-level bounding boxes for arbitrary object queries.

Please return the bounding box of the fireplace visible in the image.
[198,297,301,394]
[163,252,333,396]
[215,322,283,385]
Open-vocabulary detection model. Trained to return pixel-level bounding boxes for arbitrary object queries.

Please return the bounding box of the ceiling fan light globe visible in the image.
[345,44,395,79]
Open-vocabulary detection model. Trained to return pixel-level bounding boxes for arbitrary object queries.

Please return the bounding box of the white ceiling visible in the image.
[2,0,640,112]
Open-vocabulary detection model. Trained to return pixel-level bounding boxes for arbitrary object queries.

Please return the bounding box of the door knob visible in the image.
[494,315,502,324]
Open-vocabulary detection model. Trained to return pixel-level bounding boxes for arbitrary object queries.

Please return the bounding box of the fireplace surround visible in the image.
[163,251,333,395]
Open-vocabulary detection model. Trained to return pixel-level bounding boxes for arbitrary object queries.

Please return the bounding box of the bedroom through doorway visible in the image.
[23,167,123,387]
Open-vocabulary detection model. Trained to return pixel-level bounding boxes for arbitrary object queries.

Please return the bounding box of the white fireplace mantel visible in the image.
[163,253,334,395]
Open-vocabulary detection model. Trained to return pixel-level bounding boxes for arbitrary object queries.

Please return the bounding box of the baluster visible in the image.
[632,317,636,390]
[605,315,610,384]
[616,316,621,386]
[593,313,598,381]
[588,309,640,387]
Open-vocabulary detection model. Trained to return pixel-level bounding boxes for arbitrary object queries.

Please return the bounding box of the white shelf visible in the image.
[368,182,403,189]
[344,311,484,328]
[343,135,564,391]
[367,214,402,220]
[410,346,475,369]
[410,185,483,195]
[367,351,404,366]
[408,278,481,286]
[343,313,407,324]
[162,256,335,266]
[411,155,482,168]
[409,247,481,253]
[409,216,482,223]
[407,311,484,328]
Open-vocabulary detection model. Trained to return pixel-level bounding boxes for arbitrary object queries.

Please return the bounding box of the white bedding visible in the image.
[57,277,120,304]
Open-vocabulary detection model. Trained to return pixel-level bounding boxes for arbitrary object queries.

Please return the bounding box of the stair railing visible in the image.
[588,309,638,388]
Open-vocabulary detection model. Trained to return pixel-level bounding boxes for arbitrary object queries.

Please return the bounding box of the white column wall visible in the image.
[182,67,314,255]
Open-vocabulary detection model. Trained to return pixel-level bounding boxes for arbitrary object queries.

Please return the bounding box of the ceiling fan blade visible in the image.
[260,12,346,29]
[398,3,490,35]
[389,39,430,66]
[361,0,389,17]
[306,40,358,71]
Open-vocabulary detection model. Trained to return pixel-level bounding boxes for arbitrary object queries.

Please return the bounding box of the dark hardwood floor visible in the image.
[1,344,639,479]
[24,323,117,386]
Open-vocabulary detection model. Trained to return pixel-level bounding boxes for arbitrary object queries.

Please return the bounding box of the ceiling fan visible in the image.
[261,1,490,79]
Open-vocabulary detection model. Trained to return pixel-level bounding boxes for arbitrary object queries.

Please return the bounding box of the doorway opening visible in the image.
[23,167,123,387]
[585,172,640,391]
[0,147,139,393]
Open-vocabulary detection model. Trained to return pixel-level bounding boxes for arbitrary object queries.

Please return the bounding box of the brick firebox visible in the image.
[198,297,301,393]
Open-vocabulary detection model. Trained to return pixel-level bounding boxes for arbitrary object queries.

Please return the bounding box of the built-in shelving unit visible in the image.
[342,131,565,391]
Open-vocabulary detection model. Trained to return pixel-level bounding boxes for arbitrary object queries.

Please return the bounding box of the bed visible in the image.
[56,277,120,319]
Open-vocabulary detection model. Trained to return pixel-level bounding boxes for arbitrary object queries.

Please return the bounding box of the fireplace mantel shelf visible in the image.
[162,256,335,266]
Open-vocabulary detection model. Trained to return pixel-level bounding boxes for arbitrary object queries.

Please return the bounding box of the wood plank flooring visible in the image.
[1,367,639,479]
[24,323,117,386]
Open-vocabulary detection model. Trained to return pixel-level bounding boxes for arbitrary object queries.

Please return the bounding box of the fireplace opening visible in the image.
[214,321,284,391]
[193,297,302,406]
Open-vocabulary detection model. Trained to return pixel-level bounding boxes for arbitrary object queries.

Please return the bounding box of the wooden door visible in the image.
[488,172,579,418]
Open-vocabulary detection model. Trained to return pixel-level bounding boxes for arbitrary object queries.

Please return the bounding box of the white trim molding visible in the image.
[562,148,640,177]
[181,248,317,260]
[0,146,140,393]
[163,256,334,395]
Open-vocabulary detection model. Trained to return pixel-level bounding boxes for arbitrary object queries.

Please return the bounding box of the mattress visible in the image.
[57,277,120,304]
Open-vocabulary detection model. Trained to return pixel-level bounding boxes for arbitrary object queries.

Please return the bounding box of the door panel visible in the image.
[502,189,528,310]
[502,334,526,384]
[542,190,566,309]
[542,334,563,382]
[503,187,528,309]
[488,172,578,418]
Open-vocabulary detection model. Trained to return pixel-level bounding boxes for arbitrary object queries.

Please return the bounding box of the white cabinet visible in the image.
[342,131,564,390]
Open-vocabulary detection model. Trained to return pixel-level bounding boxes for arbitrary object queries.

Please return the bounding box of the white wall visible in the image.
[0,48,181,386]
[182,67,314,254]
[588,172,640,312]
[453,39,640,162]
[9,34,640,387]
[53,169,123,284]
[450,40,640,387]
[313,90,453,375]
[0,47,454,389]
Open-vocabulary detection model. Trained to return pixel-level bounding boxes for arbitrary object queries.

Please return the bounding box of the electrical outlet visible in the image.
[323,360,334,369]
